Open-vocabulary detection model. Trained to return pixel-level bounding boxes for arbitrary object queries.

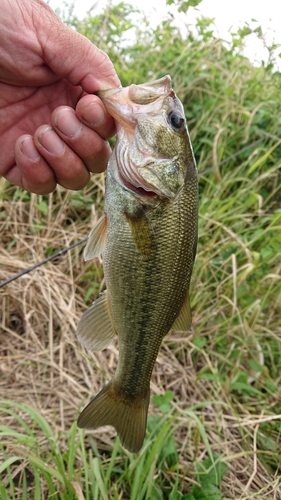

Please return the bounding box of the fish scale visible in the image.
[76,75,198,453]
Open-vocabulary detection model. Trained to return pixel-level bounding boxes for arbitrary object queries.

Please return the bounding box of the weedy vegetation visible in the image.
[0,1,280,498]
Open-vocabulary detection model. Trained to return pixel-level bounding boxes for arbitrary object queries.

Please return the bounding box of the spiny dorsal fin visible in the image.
[77,291,115,351]
[171,292,192,332]
[84,214,107,261]
[125,209,156,259]
[77,380,150,453]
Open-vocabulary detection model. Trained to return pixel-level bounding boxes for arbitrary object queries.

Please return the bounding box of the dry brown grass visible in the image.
[1,175,280,499]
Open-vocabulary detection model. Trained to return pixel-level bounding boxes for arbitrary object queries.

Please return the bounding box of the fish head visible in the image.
[97,75,196,200]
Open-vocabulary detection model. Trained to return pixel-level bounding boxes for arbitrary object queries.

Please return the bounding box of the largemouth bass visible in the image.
[77,75,198,453]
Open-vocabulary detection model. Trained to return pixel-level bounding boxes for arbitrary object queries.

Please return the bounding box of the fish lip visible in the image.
[119,170,161,200]
[97,87,137,136]
[112,161,162,203]
[127,75,174,104]
[96,75,172,101]
[96,87,122,98]
[118,164,177,203]
[96,76,174,129]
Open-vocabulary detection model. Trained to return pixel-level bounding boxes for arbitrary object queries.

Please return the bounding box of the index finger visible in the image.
[75,94,116,140]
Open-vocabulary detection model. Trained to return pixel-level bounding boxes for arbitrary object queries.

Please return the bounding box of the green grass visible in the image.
[0,399,227,500]
[0,1,281,499]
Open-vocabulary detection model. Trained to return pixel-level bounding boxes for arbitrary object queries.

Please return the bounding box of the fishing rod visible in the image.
[0,237,88,288]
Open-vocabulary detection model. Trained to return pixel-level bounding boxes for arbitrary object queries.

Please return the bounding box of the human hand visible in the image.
[0,0,120,193]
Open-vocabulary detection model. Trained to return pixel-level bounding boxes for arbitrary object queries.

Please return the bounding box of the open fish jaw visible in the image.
[98,75,191,199]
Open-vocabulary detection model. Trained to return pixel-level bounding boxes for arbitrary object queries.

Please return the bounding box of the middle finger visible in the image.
[51,106,112,174]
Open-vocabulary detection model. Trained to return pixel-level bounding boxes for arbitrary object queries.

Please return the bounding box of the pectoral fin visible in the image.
[84,214,107,261]
[125,209,156,259]
[171,292,192,332]
[77,291,115,351]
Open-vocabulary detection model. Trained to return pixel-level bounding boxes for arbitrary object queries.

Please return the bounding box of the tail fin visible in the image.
[77,381,150,453]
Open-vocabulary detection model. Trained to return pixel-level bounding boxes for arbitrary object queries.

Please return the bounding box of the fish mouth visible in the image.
[115,136,174,200]
[98,76,178,200]
[121,176,159,199]
[117,159,175,201]
[97,75,172,106]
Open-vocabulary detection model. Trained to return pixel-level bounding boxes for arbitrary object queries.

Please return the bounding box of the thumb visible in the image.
[38,1,120,92]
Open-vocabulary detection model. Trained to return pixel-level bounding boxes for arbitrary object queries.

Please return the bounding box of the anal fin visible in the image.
[171,292,192,332]
[77,291,115,351]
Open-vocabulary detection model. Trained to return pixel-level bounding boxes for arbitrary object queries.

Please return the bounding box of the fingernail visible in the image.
[20,137,40,161]
[55,109,82,138]
[81,102,105,126]
[38,127,64,155]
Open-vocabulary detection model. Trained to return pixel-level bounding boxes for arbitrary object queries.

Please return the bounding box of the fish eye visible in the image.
[167,111,185,131]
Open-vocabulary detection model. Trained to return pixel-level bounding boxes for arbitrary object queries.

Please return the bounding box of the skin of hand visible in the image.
[0,0,121,194]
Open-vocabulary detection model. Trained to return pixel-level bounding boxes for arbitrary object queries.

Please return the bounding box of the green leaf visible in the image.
[152,391,174,412]
[229,382,263,396]
[247,359,263,373]
[158,433,178,468]
[196,456,228,487]
[192,336,207,349]
[0,456,23,474]
[35,201,48,216]
[192,484,223,500]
